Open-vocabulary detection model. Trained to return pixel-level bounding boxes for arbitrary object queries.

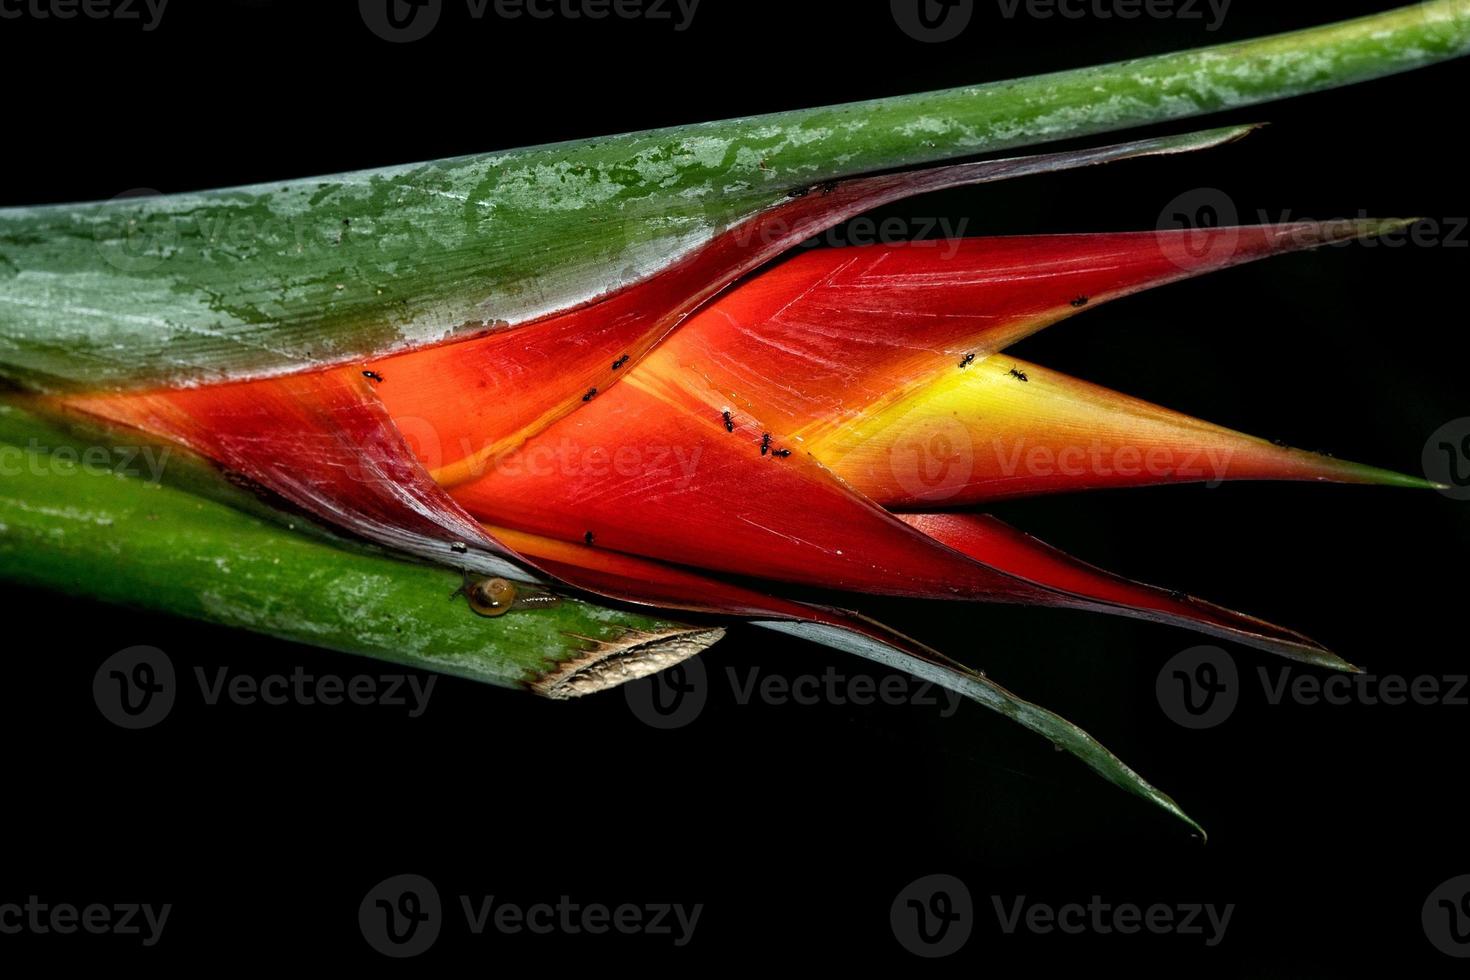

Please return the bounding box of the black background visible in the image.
[2,0,1467,972]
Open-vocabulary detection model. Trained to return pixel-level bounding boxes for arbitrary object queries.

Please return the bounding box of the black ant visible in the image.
[722,410,735,433]
[450,542,468,555]
[959,353,975,369]
[772,448,792,458]
[612,354,630,370]
[582,387,598,402]
[362,370,384,383]
[584,531,596,546]
[760,433,772,456]
[786,187,809,199]
[1070,295,1090,308]
[1007,367,1029,383]
[819,180,839,196]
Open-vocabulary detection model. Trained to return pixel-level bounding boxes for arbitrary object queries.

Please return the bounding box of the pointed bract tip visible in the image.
[1312,455,1443,491]
[1278,216,1419,249]
[1350,216,1421,241]
[1292,639,1363,674]
[1223,121,1270,142]
[1302,649,1359,674]
[1163,123,1264,153]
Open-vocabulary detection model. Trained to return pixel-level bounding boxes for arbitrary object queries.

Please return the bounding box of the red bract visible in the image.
[57,127,1440,833]
[64,135,1433,673]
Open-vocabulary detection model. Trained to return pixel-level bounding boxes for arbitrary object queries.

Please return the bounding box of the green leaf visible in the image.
[1,1,1466,389]
[759,620,1205,837]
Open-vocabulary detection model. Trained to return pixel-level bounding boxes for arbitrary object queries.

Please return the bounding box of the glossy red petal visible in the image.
[896,513,1351,670]
[361,128,1259,485]
[449,345,1349,667]
[59,362,1010,672]
[660,220,1409,446]
[63,368,523,575]
[449,368,1045,602]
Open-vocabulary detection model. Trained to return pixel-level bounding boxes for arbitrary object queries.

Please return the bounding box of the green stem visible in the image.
[1,2,1464,389]
[757,0,1470,176]
[0,401,722,693]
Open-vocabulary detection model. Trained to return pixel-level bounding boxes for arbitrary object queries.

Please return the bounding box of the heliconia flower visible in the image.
[4,2,1468,834]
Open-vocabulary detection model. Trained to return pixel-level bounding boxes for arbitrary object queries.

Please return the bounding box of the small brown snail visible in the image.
[452,573,561,618]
